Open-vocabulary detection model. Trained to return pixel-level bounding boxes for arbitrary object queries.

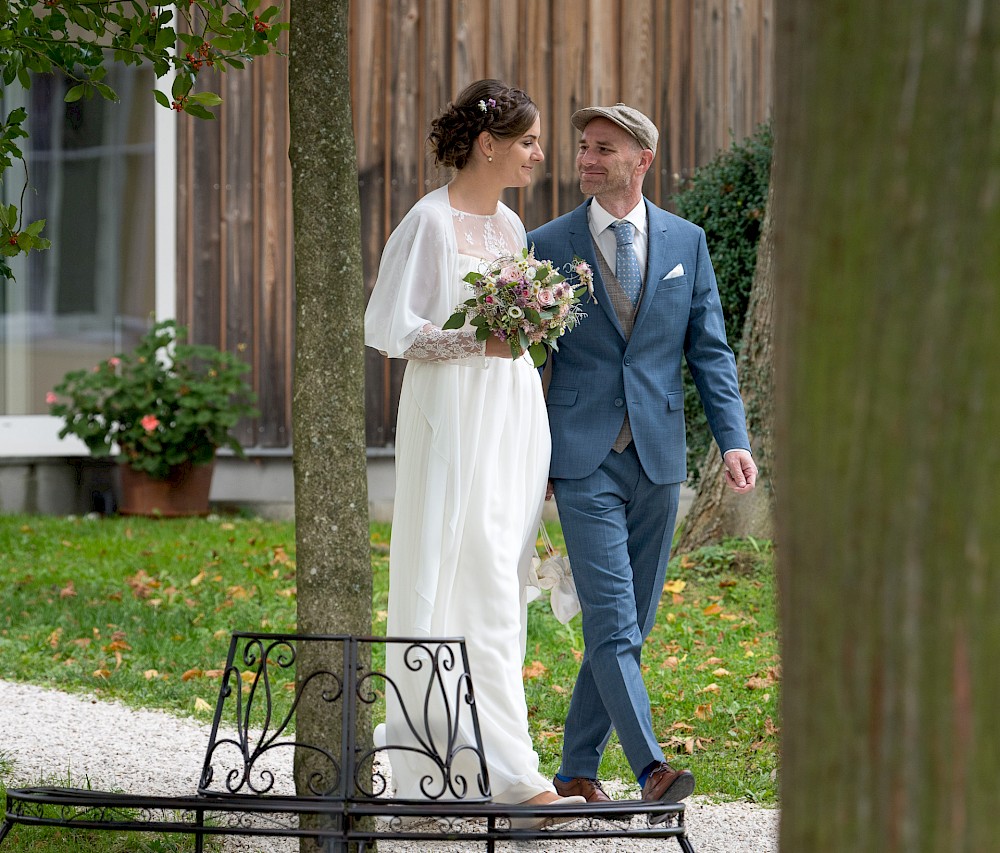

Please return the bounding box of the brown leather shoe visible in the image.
[640,761,695,804]
[553,775,612,803]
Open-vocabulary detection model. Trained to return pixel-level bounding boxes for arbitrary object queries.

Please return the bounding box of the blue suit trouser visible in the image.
[552,443,680,780]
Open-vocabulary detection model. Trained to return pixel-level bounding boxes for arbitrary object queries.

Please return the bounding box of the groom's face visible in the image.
[576,118,644,200]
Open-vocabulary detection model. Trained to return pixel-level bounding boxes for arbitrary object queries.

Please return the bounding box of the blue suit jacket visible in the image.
[528,198,749,485]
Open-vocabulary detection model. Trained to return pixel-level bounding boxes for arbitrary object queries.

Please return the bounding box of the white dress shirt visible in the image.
[587,198,648,281]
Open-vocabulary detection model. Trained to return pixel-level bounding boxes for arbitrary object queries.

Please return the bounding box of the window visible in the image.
[1,63,156,421]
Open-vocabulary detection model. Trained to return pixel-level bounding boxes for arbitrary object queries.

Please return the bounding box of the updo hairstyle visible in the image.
[428,79,538,170]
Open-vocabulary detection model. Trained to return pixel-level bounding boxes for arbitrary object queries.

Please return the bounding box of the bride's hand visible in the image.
[485,335,519,358]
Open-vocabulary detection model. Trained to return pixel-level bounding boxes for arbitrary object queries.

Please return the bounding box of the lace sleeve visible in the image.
[401,323,486,362]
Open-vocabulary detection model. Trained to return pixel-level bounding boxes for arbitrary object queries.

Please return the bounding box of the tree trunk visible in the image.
[775,2,1000,850]
[288,0,372,849]
[676,182,775,552]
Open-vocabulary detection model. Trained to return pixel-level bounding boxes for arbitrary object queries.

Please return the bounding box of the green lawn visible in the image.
[0,513,778,850]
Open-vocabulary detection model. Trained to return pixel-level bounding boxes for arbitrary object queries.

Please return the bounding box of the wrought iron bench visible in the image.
[1,631,695,851]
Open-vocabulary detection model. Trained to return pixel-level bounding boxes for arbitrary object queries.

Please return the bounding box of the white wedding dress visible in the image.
[363,186,552,804]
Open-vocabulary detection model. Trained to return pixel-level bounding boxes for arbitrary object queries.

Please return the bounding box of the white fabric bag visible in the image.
[527,521,581,625]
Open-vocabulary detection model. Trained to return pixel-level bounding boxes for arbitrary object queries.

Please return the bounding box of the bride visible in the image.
[363,79,584,820]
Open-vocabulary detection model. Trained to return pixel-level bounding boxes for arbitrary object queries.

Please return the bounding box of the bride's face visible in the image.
[495,116,544,188]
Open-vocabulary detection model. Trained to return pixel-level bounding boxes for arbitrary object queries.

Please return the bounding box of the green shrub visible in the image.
[673,122,772,484]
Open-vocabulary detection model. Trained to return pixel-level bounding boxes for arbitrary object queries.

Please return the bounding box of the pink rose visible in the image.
[536,288,555,307]
[141,414,160,432]
[108,356,121,367]
[45,391,58,405]
[499,265,520,282]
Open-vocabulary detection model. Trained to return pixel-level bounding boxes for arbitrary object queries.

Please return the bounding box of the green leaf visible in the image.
[528,343,547,368]
[441,311,466,331]
[475,326,491,342]
[153,89,170,109]
[462,271,483,284]
[517,329,529,352]
[188,91,223,107]
[93,82,118,102]
[171,75,191,99]
[184,103,216,121]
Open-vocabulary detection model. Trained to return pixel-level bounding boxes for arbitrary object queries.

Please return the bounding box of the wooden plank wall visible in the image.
[176,21,294,452]
[177,0,773,451]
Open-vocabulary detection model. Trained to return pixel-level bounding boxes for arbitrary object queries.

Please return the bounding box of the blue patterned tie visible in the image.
[612,220,642,304]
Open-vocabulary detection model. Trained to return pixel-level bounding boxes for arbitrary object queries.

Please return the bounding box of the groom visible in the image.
[528,104,757,809]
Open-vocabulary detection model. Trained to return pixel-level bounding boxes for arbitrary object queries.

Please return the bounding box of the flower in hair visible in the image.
[478,100,487,112]
[477,98,498,113]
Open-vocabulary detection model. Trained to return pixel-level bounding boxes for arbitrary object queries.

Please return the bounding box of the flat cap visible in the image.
[571,103,658,155]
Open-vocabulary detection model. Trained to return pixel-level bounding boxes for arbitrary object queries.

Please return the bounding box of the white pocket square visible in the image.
[663,263,685,279]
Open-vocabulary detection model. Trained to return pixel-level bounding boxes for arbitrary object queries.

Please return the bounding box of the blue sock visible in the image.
[555,773,574,783]
[637,760,660,789]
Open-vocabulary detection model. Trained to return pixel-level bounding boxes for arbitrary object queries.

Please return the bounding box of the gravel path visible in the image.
[0,679,777,852]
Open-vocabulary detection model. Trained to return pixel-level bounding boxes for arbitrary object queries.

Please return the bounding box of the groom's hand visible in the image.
[722,450,757,494]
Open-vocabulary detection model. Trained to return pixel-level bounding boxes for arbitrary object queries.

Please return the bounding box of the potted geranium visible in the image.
[47,319,258,516]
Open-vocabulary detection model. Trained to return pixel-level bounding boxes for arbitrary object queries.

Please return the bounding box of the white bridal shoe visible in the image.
[510,794,587,829]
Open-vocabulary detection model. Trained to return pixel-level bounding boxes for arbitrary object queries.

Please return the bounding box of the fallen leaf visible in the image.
[551,684,567,694]
[47,628,63,648]
[194,697,213,712]
[59,581,76,598]
[204,669,226,679]
[695,703,713,720]
[190,571,206,587]
[697,683,721,695]
[144,669,159,680]
[712,668,732,677]
[182,668,204,681]
[663,579,686,594]
[522,660,547,680]
[702,603,723,616]
[719,579,738,588]
[277,587,296,598]
[92,668,111,680]
[664,655,680,670]
[671,722,695,731]
[126,570,160,598]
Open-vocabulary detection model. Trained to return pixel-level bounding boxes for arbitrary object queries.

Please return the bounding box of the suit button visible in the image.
[624,356,632,366]
[614,398,624,407]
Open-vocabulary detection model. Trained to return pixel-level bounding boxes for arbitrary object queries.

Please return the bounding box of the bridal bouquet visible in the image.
[443,248,594,367]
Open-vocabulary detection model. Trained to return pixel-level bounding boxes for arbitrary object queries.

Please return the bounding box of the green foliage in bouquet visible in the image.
[48,320,258,480]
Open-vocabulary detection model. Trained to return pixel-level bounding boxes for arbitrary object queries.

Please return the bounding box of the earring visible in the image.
[487,156,493,162]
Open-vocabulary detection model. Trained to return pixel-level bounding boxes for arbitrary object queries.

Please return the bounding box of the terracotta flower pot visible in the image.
[117,460,215,517]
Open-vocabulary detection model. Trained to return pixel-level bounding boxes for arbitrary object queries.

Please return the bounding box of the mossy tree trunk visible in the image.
[775,2,1000,849]
[288,0,372,849]
[676,182,775,553]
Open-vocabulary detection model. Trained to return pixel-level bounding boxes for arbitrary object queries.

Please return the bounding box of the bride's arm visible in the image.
[402,324,512,361]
